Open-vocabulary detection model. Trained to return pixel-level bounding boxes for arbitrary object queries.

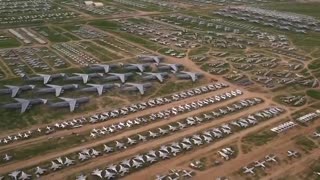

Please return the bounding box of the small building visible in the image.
[93,2,104,7]
[84,1,94,6]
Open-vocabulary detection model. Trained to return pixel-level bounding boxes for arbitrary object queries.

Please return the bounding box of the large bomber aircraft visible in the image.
[1,98,47,113]
[157,63,183,72]
[0,85,35,97]
[89,64,118,73]
[48,97,89,112]
[142,72,169,83]
[138,55,163,64]
[176,71,203,82]
[121,83,152,95]
[37,84,79,97]
[80,83,116,96]
[21,73,65,84]
[124,64,150,72]
[64,73,103,84]
[104,73,133,83]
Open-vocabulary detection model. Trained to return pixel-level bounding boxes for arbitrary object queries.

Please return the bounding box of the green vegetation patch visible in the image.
[308,59,320,70]
[243,131,277,146]
[89,20,120,30]
[294,135,318,152]
[0,34,20,48]
[266,2,320,18]
[306,89,320,100]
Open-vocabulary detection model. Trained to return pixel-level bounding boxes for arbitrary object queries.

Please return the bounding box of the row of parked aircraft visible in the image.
[243,150,300,175]
[0,83,228,145]
[1,103,284,179]
[78,106,284,179]
[89,89,245,138]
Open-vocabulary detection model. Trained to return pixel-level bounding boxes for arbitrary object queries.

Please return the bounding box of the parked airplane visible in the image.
[8,170,21,180]
[92,169,103,179]
[3,154,12,161]
[0,85,35,97]
[121,83,152,95]
[35,166,46,175]
[313,132,320,138]
[105,73,133,83]
[1,98,47,113]
[265,154,277,163]
[19,171,31,180]
[138,55,164,64]
[37,84,78,97]
[76,174,87,180]
[157,63,183,72]
[48,97,89,112]
[254,160,266,168]
[176,71,203,82]
[124,63,149,72]
[142,72,169,83]
[287,150,299,158]
[81,83,115,96]
[89,64,118,73]
[243,166,255,175]
[65,73,103,84]
[21,73,65,84]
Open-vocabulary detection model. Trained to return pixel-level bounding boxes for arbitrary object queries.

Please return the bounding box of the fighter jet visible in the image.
[80,83,115,96]
[76,174,87,180]
[19,171,31,180]
[138,55,163,64]
[119,165,130,175]
[132,159,143,168]
[313,132,320,138]
[104,170,115,180]
[64,157,75,166]
[127,137,137,145]
[145,155,157,163]
[8,170,21,180]
[287,150,299,158]
[0,85,35,97]
[21,73,65,84]
[157,63,183,72]
[65,73,103,84]
[1,98,47,113]
[265,154,277,163]
[48,97,89,112]
[137,134,147,141]
[89,64,117,73]
[243,166,255,175]
[50,161,61,171]
[254,160,266,168]
[78,153,88,161]
[103,144,114,153]
[149,131,159,138]
[35,166,46,175]
[176,71,203,82]
[37,84,78,97]
[105,73,133,83]
[124,63,149,72]
[3,154,12,161]
[121,83,152,95]
[92,169,103,179]
[142,72,169,83]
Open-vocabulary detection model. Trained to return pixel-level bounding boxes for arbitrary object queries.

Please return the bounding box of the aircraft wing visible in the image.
[11,87,20,97]
[103,66,110,73]
[68,100,77,112]
[136,85,144,95]
[96,86,104,96]
[119,75,125,83]
[43,75,51,84]
[190,74,197,82]
[82,75,89,84]
[155,74,163,82]
[55,87,63,97]
[14,99,31,113]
